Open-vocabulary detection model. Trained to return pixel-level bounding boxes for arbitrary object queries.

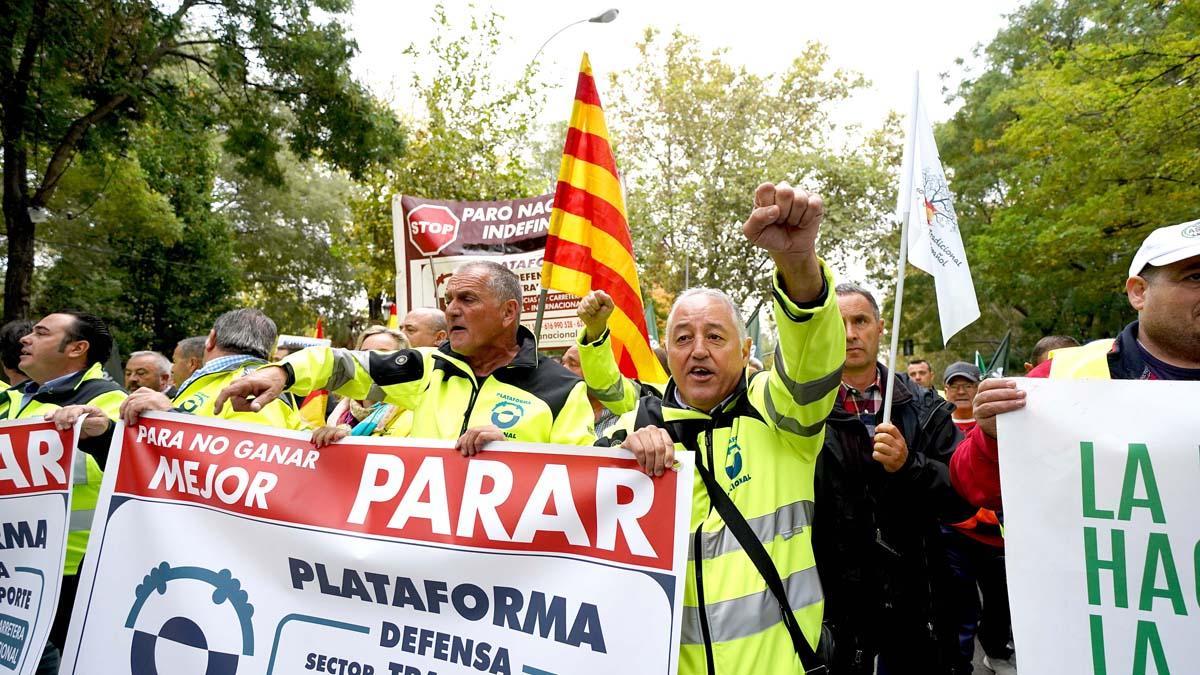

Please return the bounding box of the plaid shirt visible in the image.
[837,366,884,436]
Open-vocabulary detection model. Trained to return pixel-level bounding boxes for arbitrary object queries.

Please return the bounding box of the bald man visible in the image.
[402,307,448,347]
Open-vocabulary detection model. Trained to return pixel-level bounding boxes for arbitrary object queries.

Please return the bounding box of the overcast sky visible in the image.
[347,1,1029,303]
[347,0,1028,130]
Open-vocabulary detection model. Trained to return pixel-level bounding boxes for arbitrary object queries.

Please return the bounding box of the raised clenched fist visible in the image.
[742,182,824,259]
[577,290,615,343]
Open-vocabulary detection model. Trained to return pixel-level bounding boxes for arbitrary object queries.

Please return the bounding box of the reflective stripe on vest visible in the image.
[1048,340,1115,380]
[687,500,814,561]
[681,565,823,644]
[70,508,96,531]
[66,452,103,574]
[71,449,89,485]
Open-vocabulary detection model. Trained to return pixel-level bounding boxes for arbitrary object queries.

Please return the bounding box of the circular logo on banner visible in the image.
[127,563,255,675]
[1182,223,1200,238]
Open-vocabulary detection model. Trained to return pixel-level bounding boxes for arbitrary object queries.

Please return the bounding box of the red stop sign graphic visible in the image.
[407,205,461,256]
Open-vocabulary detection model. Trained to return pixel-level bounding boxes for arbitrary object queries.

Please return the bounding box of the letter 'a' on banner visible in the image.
[541,53,668,384]
[0,418,79,675]
[60,412,694,675]
[998,380,1200,674]
[894,74,979,346]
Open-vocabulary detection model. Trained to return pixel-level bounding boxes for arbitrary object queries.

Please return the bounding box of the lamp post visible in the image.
[529,9,619,66]
[530,9,618,342]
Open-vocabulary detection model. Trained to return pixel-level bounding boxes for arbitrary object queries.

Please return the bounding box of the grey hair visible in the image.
[127,350,171,374]
[667,288,748,342]
[356,325,410,350]
[175,336,207,361]
[212,309,277,360]
[835,282,880,320]
[455,261,523,317]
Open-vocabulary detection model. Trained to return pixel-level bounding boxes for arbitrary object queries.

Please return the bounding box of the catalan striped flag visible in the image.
[386,303,400,330]
[541,53,667,384]
[298,317,328,428]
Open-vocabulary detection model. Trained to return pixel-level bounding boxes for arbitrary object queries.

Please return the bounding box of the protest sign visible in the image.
[998,379,1200,674]
[0,418,78,674]
[62,412,693,675]
[392,194,583,349]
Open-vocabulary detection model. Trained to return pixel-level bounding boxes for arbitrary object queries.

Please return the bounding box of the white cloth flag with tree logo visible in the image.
[895,89,980,345]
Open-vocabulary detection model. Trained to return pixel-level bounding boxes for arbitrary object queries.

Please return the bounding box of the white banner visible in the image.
[998,379,1200,674]
[0,418,78,674]
[62,412,693,675]
[895,81,980,345]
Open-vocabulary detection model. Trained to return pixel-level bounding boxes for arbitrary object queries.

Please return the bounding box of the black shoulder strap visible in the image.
[693,458,828,673]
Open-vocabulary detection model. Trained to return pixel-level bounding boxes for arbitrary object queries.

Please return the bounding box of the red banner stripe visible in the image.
[562,127,618,178]
[575,70,603,108]
[550,182,634,251]
[543,238,651,337]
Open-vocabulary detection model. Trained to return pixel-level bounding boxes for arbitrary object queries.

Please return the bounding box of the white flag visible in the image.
[895,86,980,345]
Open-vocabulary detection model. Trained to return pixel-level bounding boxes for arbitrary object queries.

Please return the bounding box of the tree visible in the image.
[345,3,548,319]
[1,0,404,321]
[925,0,1200,361]
[214,148,361,338]
[35,117,237,353]
[607,29,897,310]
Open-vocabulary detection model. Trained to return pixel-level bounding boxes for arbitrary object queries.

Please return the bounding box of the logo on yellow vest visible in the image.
[725,436,752,490]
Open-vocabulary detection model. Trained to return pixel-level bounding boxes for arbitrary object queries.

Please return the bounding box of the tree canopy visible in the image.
[909,0,1200,369]
[1,0,405,322]
[607,29,900,313]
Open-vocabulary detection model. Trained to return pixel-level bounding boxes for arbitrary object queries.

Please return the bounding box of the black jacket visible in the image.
[813,367,974,674]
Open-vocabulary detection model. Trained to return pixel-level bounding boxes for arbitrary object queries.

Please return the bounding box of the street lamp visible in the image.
[530,9,619,66]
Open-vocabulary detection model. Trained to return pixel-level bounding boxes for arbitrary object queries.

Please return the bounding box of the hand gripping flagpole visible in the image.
[882,73,921,425]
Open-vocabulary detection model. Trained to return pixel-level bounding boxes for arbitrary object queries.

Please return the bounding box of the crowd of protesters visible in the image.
[3,180,1197,675]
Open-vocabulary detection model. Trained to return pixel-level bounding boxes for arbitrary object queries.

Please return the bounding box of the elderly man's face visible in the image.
[171,345,201,386]
[1130,255,1200,363]
[561,345,583,377]
[945,376,978,414]
[125,355,168,391]
[443,269,516,357]
[667,295,751,411]
[402,310,445,348]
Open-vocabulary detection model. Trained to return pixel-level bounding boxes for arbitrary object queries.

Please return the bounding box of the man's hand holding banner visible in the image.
[60,412,695,675]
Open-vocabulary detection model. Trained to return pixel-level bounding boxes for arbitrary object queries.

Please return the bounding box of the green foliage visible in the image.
[925,0,1200,361]
[1,0,405,320]
[34,122,237,353]
[213,147,360,338]
[607,29,898,309]
[346,3,548,317]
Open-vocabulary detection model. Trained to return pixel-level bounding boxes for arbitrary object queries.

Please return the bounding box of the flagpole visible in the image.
[882,72,921,425]
[533,288,548,343]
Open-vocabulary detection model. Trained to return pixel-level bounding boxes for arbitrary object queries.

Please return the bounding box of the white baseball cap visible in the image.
[1128,219,1200,277]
